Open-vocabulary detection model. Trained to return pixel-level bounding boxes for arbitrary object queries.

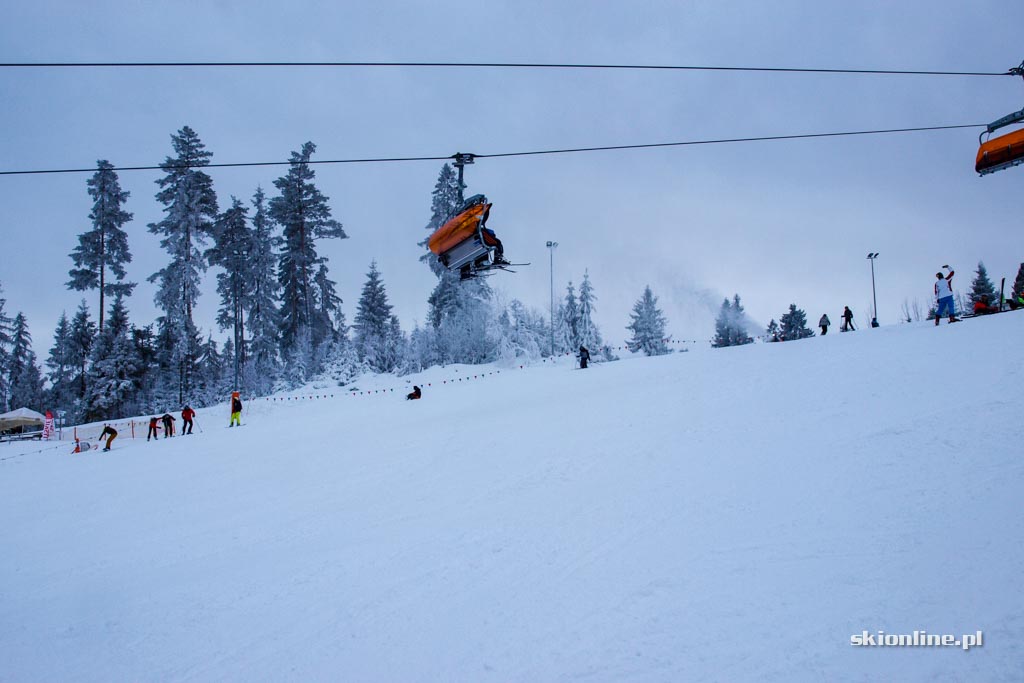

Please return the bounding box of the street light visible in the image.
[546,241,558,355]
[867,252,879,327]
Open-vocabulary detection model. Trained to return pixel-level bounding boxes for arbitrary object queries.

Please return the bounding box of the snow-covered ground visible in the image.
[2,314,1022,681]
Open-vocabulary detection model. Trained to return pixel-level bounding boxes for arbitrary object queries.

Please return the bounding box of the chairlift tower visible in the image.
[546,241,559,356]
[867,252,879,327]
[452,153,475,200]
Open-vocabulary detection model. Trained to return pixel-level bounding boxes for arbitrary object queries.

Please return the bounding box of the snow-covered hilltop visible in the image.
[2,313,1021,681]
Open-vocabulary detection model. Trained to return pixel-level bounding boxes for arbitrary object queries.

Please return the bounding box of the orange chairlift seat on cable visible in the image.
[976,122,1024,175]
[428,194,506,277]
[428,195,491,258]
[977,62,1024,176]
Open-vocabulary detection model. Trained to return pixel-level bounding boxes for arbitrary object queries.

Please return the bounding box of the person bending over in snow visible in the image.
[147,416,160,441]
[161,412,175,437]
[406,385,422,400]
[100,424,117,452]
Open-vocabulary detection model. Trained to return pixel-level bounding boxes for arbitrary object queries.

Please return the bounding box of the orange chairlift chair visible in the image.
[976,108,1024,175]
[428,194,507,279]
[977,61,1024,176]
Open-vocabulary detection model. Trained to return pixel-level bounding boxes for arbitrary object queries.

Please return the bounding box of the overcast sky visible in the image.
[2,0,1023,357]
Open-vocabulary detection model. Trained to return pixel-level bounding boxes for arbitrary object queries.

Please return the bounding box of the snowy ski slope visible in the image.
[2,313,1022,681]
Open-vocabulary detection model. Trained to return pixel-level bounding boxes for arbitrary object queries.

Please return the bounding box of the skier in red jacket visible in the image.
[181,406,195,435]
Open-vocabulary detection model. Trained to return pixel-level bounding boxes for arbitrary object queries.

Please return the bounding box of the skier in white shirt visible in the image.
[934,265,960,325]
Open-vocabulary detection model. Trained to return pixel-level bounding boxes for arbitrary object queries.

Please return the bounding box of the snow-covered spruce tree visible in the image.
[712,298,735,348]
[7,313,32,402]
[426,271,461,330]
[7,313,45,411]
[148,126,219,404]
[713,294,754,347]
[68,299,97,414]
[779,304,814,341]
[313,263,344,350]
[46,312,77,416]
[1012,263,1024,301]
[0,283,12,411]
[271,142,347,365]
[418,163,497,365]
[83,296,142,421]
[626,286,670,356]
[402,324,434,374]
[765,319,780,342]
[419,163,463,276]
[129,323,160,415]
[577,270,604,352]
[206,196,253,390]
[191,334,228,407]
[967,261,998,308]
[442,282,495,364]
[552,301,569,355]
[561,281,581,352]
[67,160,135,332]
[244,187,281,390]
[354,262,403,373]
[493,299,544,363]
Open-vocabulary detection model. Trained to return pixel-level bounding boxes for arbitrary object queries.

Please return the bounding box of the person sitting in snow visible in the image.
[973,295,997,316]
[406,385,422,400]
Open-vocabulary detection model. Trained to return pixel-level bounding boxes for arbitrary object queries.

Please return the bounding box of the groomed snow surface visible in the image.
[2,314,1022,682]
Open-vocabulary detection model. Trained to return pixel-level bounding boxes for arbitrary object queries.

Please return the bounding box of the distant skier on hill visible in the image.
[841,306,855,332]
[934,265,960,325]
[578,345,591,369]
[229,392,243,427]
[819,314,830,336]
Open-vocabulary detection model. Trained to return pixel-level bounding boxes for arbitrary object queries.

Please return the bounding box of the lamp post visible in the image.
[867,252,879,327]
[546,241,558,355]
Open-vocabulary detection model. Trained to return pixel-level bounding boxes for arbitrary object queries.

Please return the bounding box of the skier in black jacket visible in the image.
[579,345,591,369]
[100,424,117,452]
[161,413,175,438]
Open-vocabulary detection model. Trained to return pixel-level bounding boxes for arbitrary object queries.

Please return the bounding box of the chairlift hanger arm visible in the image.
[984,61,1024,134]
[986,107,1024,134]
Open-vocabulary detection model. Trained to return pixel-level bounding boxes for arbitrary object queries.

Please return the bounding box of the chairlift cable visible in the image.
[0,60,1012,77]
[0,123,986,177]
